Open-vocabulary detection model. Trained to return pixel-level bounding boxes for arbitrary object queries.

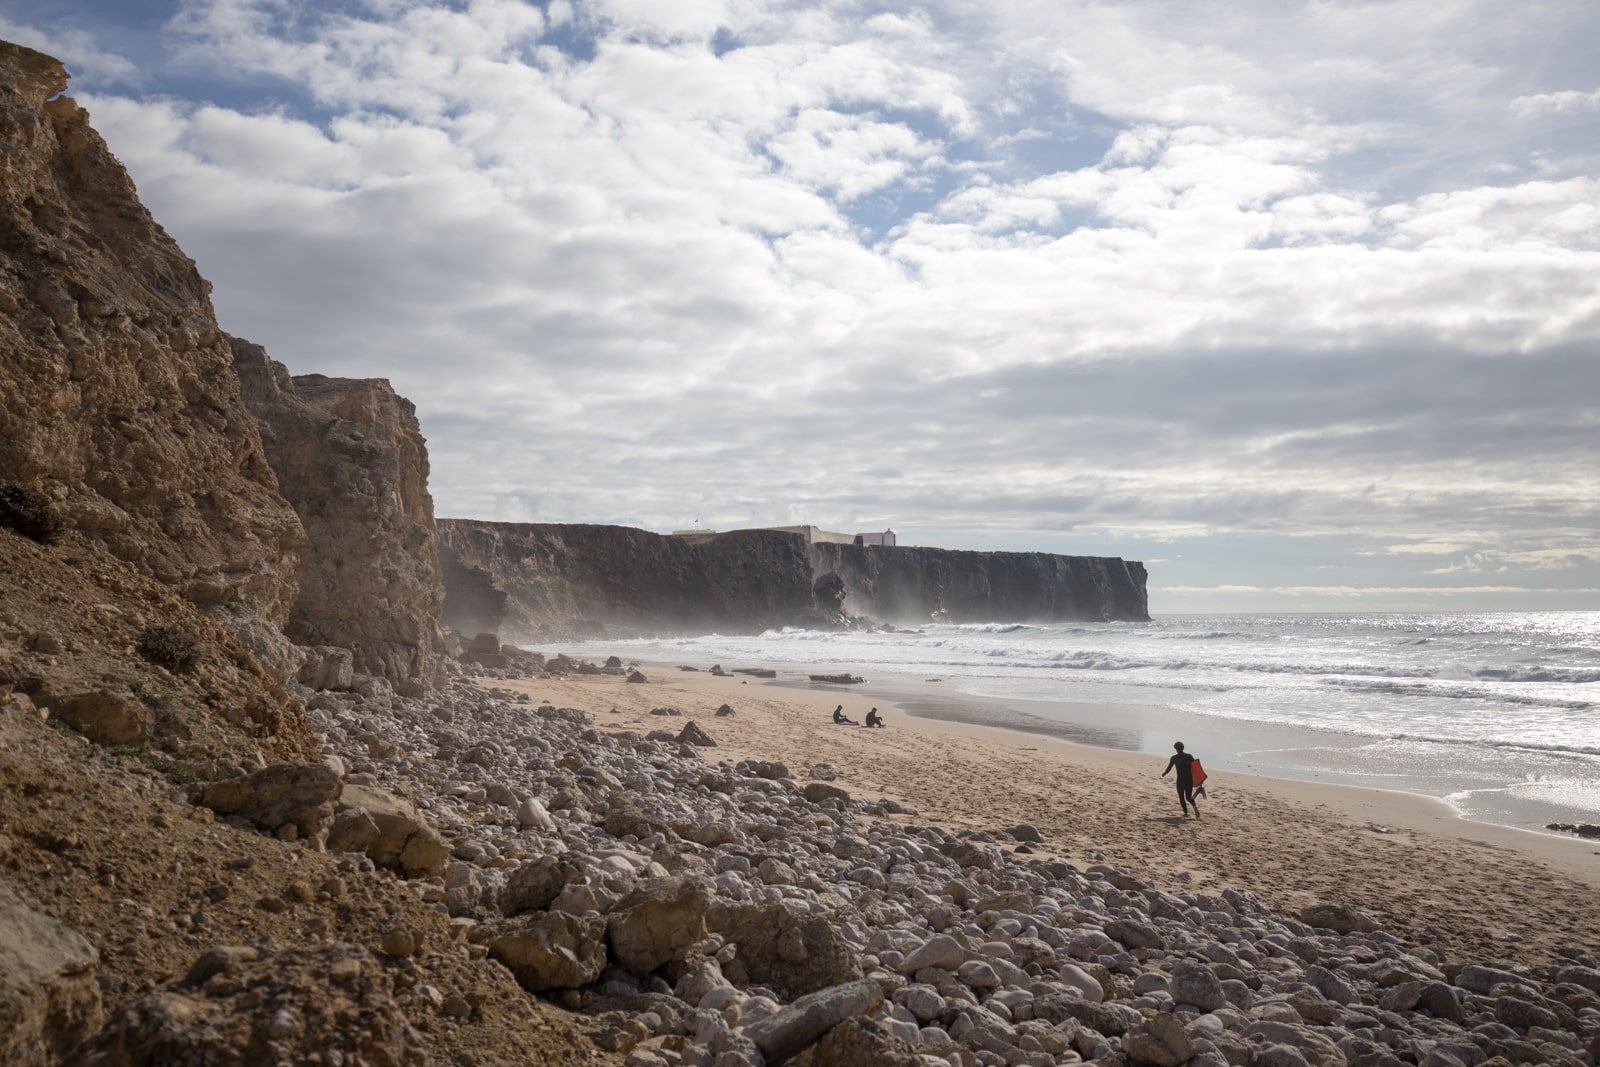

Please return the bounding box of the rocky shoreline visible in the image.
[20,648,1597,1066]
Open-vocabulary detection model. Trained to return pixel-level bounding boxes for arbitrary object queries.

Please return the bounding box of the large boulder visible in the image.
[325,783,449,877]
[485,912,608,992]
[707,901,862,999]
[48,690,152,746]
[199,762,342,840]
[606,877,713,978]
[0,883,103,1066]
[502,854,583,916]
[741,978,888,1063]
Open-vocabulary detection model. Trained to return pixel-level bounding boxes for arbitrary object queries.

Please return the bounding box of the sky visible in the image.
[4,0,1599,614]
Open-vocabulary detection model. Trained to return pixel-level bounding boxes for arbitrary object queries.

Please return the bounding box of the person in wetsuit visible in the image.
[1161,741,1200,818]
[832,704,858,725]
[864,707,883,728]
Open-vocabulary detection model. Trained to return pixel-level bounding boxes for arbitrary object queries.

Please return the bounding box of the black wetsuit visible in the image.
[1164,752,1198,814]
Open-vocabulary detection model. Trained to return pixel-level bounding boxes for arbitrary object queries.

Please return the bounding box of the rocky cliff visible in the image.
[233,339,448,693]
[437,520,1149,639]
[1,38,452,715]
[811,542,1149,625]
[0,42,303,629]
[437,521,825,639]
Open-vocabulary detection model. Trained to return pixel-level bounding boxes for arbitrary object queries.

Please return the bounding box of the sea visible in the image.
[563,612,1600,835]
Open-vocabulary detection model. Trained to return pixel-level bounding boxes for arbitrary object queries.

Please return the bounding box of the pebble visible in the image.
[289,669,1600,1067]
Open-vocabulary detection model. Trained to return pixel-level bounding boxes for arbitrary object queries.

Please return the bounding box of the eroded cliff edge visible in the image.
[437,520,1149,640]
[232,339,449,693]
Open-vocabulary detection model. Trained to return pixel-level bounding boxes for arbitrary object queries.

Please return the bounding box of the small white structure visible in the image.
[855,529,896,547]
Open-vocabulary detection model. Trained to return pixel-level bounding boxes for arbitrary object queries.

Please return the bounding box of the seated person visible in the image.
[831,704,858,725]
[864,707,884,728]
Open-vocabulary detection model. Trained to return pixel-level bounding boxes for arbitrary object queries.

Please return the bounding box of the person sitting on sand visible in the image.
[1161,741,1200,819]
[864,707,884,728]
[832,704,858,726]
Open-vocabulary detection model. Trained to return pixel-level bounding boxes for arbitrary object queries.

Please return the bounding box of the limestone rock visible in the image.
[802,782,851,805]
[200,761,342,839]
[0,44,303,625]
[1298,903,1381,934]
[48,690,152,746]
[606,877,713,978]
[234,338,448,691]
[502,854,583,916]
[1169,959,1225,1012]
[486,911,608,992]
[741,978,888,1063]
[0,882,103,1066]
[707,901,863,999]
[1123,1008,1193,1067]
[676,721,716,747]
[298,646,354,691]
[325,783,449,876]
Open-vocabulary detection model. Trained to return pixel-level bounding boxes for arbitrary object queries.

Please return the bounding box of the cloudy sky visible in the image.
[7,0,1599,613]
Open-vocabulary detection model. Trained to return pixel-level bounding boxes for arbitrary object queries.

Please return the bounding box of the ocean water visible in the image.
[565,612,1600,833]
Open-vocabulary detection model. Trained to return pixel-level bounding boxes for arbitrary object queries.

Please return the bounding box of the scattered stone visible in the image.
[0,883,104,1064]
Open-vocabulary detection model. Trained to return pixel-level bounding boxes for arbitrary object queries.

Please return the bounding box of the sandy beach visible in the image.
[502,661,1600,969]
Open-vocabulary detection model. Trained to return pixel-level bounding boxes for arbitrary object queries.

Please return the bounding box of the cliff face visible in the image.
[809,542,1149,624]
[437,521,823,640]
[437,520,1150,639]
[233,340,448,692]
[0,41,449,696]
[0,42,303,624]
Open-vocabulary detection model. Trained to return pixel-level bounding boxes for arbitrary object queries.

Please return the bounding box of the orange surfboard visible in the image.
[1191,760,1207,787]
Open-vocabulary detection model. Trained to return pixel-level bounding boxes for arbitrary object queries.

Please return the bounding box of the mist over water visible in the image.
[569,612,1600,832]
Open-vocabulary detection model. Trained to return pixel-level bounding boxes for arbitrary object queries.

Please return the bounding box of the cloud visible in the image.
[1512,88,1600,117]
[11,0,1600,609]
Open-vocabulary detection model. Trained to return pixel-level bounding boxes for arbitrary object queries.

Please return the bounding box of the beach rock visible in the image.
[325,783,449,876]
[1455,963,1539,995]
[802,782,851,804]
[708,901,862,998]
[606,877,712,978]
[199,762,342,840]
[1105,917,1166,950]
[810,1016,922,1066]
[1299,903,1381,934]
[1057,963,1105,1003]
[517,796,557,831]
[1123,1009,1193,1066]
[715,703,737,717]
[627,671,648,683]
[676,721,716,747]
[486,911,608,991]
[1494,993,1560,1030]
[899,934,965,974]
[1417,981,1465,1022]
[740,977,887,1063]
[1007,823,1045,843]
[0,882,104,1065]
[1169,959,1226,1011]
[502,855,582,916]
[1242,1020,1346,1066]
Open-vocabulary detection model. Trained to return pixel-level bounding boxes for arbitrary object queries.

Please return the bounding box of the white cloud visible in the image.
[1512,88,1600,117]
[12,0,1600,609]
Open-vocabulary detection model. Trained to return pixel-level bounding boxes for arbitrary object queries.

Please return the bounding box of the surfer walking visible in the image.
[1161,741,1201,819]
